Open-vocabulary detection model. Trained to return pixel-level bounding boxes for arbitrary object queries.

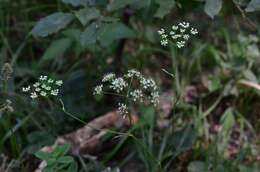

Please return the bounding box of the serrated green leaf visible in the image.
[204,0,222,19]
[98,22,135,46]
[107,0,134,11]
[40,38,72,64]
[154,0,175,18]
[245,0,260,12]
[34,151,50,160]
[75,7,100,26]
[80,22,98,46]
[188,161,207,172]
[32,12,74,37]
[57,156,74,163]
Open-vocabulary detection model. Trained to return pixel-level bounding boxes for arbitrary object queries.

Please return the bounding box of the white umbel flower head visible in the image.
[102,73,115,82]
[117,103,128,116]
[130,89,143,102]
[23,75,63,99]
[158,21,198,48]
[93,84,103,95]
[110,77,128,93]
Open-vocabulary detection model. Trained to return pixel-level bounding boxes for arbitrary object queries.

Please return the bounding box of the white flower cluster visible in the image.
[94,69,160,116]
[109,77,128,93]
[158,21,198,48]
[117,103,128,117]
[22,75,63,99]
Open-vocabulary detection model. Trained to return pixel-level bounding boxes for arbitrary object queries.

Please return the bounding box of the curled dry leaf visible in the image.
[35,111,138,172]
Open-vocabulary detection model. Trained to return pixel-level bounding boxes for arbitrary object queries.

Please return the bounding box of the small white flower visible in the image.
[93,85,103,95]
[39,75,47,81]
[183,34,190,40]
[45,86,51,91]
[30,92,38,99]
[130,89,143,102]
[56,80,63,86]
[177,41,185,48]
[102,73,115,82]
[158,28,165,35]
[33,82,40,87]
[110,78,128,93]
[126,69,142,78]
[35,87,41,92]
[40,91,47,97]
[170,31,175,35]
[22,86,30,92]
[140,77,157,90]
[172,25,178,30]
[161,34,168,39]
[160,39,168,46]
[150,91,160,106]
[190,27,198,35]
[179,22,190,28]
[41,84,47,89]
[47,79,54,83]
[180,28,186,33]
[51,89,59,96]
[117,103,128,116]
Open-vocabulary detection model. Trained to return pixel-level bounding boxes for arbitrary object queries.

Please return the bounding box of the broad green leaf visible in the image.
[154,0,175,18]
[107,0,134,11]
[208,76,221,92]
[57,156,74,163]
[34,151,50,160]
[246,0,260,12]
[188,161,207,172]
[220,108,235,131]
[40,38,72,64]
[68,162,78,172]
[80,22,98,46]
[51,144,71,157]
[98,23,135,47]
[204,0,222,19]
[75,7,100,26]
[32,12,74,37]
[61,0,89,6]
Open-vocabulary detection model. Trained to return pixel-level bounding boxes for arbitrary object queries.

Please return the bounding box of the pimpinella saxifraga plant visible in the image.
[94,69,160,118]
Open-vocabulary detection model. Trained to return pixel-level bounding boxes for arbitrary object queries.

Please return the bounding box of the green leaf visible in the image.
[40,38,72,64]
[61,0,89,7]
[188,161,207,172]
[80,22,98,46]
[154,0,175,18]
[57,156,74,164]
[98,22,135,47]
[51,144,71,158]
[68,162,78,172]
[204,0,222,19]
[107,0,134,11]
[245,0,260,12]
[32,12,74,37]
[208,76,221,92]
[220,108,235,131]
[34,151,50,160]
[75,7,100,26]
